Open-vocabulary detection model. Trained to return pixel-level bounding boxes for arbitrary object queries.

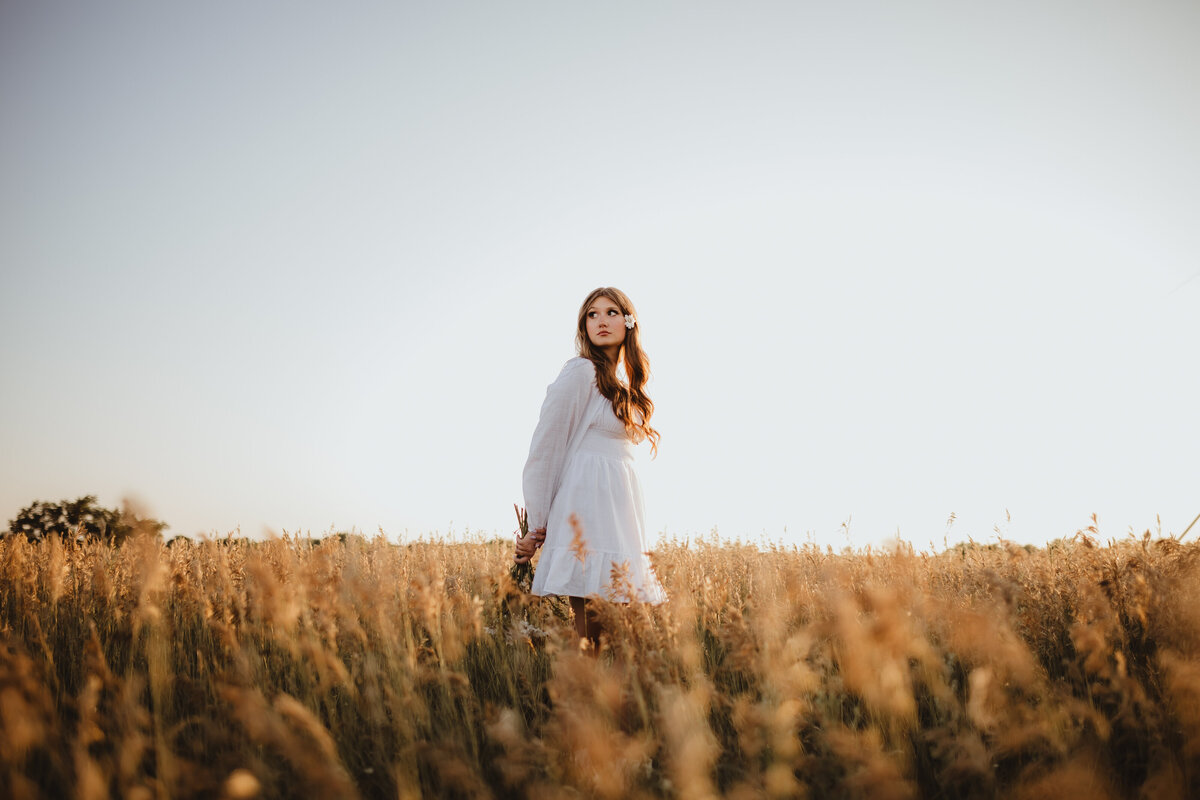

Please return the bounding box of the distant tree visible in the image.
[4,495,167,545]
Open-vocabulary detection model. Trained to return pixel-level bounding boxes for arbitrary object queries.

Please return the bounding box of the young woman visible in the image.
[515,287,667,644]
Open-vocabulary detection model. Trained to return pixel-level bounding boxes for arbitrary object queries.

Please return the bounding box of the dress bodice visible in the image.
[587,397,628,439]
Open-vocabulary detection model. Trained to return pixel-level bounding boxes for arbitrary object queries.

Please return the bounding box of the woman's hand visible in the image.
[513,527,546,563]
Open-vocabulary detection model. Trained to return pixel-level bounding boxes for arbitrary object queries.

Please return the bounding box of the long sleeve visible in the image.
[522,358,595,530]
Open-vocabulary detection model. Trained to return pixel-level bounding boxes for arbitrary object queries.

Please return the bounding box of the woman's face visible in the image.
[585,295,626,354]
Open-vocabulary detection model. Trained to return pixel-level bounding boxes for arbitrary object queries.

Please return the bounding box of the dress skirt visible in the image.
[530,424,668,604]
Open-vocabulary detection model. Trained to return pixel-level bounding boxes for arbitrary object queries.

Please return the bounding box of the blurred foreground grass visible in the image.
[1,530,1199,799]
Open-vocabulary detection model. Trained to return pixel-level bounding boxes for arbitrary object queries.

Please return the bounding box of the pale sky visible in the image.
[2,1,1197,549]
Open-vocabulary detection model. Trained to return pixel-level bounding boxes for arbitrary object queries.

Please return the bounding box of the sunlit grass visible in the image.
[1,529,1198,798]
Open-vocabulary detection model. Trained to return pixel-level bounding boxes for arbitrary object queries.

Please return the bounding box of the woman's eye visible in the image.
[608,309,618,315]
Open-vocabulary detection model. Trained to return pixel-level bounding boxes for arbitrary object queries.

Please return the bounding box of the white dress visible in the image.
[522,358,667,603]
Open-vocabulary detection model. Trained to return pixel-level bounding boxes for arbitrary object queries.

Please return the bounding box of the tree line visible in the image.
[3,495,167,545]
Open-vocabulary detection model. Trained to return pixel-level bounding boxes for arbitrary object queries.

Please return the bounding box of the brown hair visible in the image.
[575,287,660,455]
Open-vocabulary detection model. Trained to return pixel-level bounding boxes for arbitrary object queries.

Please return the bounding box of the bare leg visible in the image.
[569,596,601,652]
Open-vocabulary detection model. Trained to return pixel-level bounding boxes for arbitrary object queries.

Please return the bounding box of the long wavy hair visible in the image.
[575,287,660,455]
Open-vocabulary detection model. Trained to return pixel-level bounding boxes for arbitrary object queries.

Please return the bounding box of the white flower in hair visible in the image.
[624,314,636,329]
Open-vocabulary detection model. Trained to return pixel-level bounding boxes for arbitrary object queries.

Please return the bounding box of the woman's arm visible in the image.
[521,358,594,531]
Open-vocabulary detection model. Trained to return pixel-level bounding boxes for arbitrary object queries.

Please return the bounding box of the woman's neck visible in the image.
[598,344,622,362]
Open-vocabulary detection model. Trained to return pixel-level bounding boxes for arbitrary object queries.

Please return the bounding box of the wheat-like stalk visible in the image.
[509,504,534,592]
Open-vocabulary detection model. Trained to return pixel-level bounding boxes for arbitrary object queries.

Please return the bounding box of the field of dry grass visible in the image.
[1,529,1198,799]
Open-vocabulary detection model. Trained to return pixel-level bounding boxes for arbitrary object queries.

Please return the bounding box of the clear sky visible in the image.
[2,1,1197,549]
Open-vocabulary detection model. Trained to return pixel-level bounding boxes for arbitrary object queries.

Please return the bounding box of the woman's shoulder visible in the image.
[563,356,595,373]
[550,357,596,391]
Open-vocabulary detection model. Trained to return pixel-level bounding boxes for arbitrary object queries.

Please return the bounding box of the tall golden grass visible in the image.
[1,529,1198,799]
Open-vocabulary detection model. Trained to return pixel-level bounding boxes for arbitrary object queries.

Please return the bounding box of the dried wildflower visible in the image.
[568,513,590,564]
[509,504,535,592]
